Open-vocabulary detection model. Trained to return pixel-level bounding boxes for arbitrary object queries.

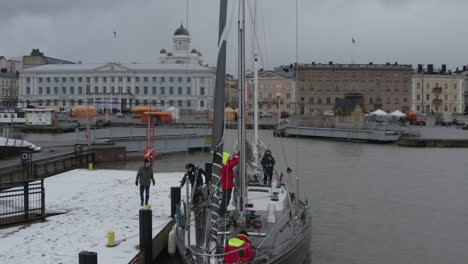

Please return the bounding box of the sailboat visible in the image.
[174,0,311,263]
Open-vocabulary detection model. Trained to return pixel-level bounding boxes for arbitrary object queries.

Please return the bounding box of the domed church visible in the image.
[160,24,204,65]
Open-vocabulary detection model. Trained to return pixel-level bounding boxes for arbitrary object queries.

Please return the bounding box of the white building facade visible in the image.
[18,26,215,111]
[411,73,465,114]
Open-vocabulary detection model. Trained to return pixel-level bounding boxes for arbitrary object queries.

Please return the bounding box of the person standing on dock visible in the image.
[135,159,155,206]
[180,163,207,204]
[219,152,240,217]
[261,149,275,185]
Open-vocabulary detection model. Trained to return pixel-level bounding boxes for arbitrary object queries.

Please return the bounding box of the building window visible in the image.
[417,94,421,100]
[187,87,191,95]
[369,97,374,104]
[453,106,457,112]
[135,100,139,106]
[78,77,82,83]
[95,87,99,94]
[178,100,182,107]
[70,87,74,94]
[394,97,399,104]
[144,77,148,82]
[160,87,165,94]
[170,87,174,95]
[444,105,448,112]
[38,77,43,83]
[160,100,165,107]
[386,97,391,104]
[144,87,148,94]
[187,100,191,107]
[46,77,50,83]
[417,105,420,111]
[46,87,50,94]
[200,100,205,107]
[178,77,182,82]
[86,77,90,82]
[187,77,191,82]
[152,87,156,94]
[39,87,43,94]
[200,87,205,95]
[178,87,182,95]
[170,100,174,106]
[161,77,165,82]
[326,97,331,104]
[94,77,98,82]
[318,97,322,104]
[26,77,31,83]
[26,87,31,95]
[127,77,131,82]
[444,83,448,89]
[453,83,457,89]
[143,100,148,105]
[309,97,314,104]
[70,77,74,82]
[170,77,174,82]
[426,94,430,100]
[444,94,448,101]
[78,87,82,94]
[287,93,291,99]
[135,77,140,82]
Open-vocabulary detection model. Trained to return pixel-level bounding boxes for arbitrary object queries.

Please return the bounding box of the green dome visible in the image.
[174,25,189,36]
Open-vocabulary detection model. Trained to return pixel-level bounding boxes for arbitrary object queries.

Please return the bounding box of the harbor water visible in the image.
[28,129,468,263]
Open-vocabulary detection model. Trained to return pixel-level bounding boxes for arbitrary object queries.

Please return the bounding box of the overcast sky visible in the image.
[1,0,467,73]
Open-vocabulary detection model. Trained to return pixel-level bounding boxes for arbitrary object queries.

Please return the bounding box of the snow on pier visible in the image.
[0,169,182,264]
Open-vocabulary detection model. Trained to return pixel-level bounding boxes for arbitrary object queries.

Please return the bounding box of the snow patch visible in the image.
[0,169,184,264]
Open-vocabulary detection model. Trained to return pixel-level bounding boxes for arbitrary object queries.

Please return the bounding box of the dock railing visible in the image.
[288,120,421,137]
[0,179,45,227]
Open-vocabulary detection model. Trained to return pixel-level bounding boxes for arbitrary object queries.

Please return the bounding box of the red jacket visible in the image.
[221,154,239,190]
[224,234,255,264]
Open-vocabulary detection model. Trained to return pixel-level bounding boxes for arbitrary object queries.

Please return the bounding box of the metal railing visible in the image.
[0,179,45,227]
[288,120,421,137]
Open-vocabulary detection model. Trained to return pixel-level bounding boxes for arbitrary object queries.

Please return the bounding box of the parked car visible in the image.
[260,112,273,118]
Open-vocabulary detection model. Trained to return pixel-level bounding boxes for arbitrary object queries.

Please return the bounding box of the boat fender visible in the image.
[168,224,177,255]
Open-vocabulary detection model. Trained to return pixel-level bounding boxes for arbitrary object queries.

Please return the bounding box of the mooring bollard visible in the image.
[139,208,152,264]
[78,251,97,264]
[170,187,181,217]
[107,232,115,247]
[88,163,94,170]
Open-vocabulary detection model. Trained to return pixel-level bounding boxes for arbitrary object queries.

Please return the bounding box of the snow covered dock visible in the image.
[0,169,182,264]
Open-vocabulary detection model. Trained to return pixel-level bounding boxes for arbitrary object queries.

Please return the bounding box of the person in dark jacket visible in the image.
[180,163,207,203]
[219,152,240,217]
[135,159,155,206]
[261,149,275,185]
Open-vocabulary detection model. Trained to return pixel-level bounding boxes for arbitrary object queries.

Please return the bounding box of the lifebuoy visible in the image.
[143,146,156,160]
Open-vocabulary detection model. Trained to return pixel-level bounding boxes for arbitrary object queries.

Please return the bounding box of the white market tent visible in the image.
[370,109,388,116]
[389,110,405,117]
[165,106,180,120]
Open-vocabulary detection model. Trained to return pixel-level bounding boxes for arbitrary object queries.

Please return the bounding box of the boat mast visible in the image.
[253,0,259,160]
[237,0,247,223]
[205,0,228,251]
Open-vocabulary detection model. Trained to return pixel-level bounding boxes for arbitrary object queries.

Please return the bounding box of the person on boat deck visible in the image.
[224,230,255,264]
[180,163,207,203]
[261,149,275,185]
[135,159,155,206]
[219,152,240,217]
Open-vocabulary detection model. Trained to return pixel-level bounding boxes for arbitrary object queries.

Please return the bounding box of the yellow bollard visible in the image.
[145,204,152,210]
[88,163,94,170]
[107,231,116,247]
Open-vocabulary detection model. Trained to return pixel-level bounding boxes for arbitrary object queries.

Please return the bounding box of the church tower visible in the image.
[160,24,203,65]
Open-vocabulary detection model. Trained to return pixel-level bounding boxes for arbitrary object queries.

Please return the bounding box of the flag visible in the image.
[352,37,356,44]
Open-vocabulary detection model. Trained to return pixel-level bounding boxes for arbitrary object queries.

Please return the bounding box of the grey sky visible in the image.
[1,0,467,73]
